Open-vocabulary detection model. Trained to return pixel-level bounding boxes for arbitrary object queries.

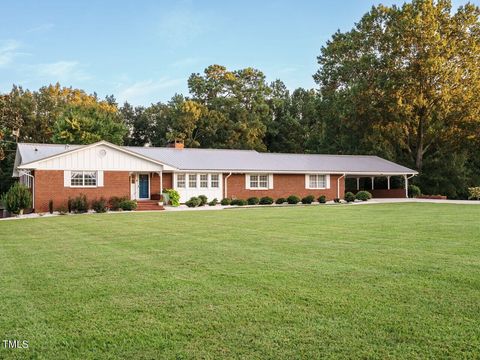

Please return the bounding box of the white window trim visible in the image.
[68,170,99,188]
[246,174,272,190]
[305,174,330,189]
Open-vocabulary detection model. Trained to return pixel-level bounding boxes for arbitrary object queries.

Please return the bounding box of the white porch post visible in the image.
[387,176,391,190]
[371,177,375,190]
[404,174,408,198]
[356,177,360,191]
[159,171,163,194]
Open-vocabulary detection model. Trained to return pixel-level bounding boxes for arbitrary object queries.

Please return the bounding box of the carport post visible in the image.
[404,174,408,198]
[371,177,375,190]
[356,177,360,191]
[387,176,391,190]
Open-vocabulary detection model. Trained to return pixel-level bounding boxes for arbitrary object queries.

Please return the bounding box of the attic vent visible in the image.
[99,149,107,157]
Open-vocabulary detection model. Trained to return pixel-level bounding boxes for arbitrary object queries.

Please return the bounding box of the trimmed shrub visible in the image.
[163,188,180,206]
[49,200,54,214]
[259,196,274,205]
[119,199,137,211]
[185,197,201,207]
[71,194,89,213]
[344,192,356,203]
[333,198,341,203]
[1,182,32,214]
[301,195,315,204]
[67,198,73,213]
[109,196,128,211]
[275,197,286,204]
[287,195,300,204]
[92,198,108,213]
[208,198,219,206]
[198,195,208,206]
[408,184,421,198]
[318,195,327,204]
[220,198,232,205]
[231,199,247,206]
[355,191,372,201]
[468,187,480,200]
[247,197,259,205]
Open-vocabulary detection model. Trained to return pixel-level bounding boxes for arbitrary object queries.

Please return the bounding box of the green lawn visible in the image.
[1,204,479,359]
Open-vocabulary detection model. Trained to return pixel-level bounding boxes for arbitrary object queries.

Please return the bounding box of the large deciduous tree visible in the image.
[187,64,270,150]
[52,104,127,145]
[314,0,480,197]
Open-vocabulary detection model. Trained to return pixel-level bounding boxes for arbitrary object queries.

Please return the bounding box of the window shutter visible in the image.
[64,170,71,187]
[268,174,274,189]
[245,174,250,189]
[305,174,310,189]
[326,175,331,189]
[97,171,104,187]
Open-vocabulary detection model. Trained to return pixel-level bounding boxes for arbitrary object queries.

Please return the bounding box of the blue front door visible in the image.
[139,174,149,199]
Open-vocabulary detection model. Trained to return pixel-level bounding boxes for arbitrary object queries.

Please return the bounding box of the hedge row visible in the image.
[48,194,138,214]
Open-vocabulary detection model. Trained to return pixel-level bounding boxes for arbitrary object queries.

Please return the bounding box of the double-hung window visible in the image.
[71,171,97,187]
[308,174,327,189]
[177,174,186,188]
[200,174,208,188]
[210,174,219,188]
[249,174,269,189]
[188,174,197,188]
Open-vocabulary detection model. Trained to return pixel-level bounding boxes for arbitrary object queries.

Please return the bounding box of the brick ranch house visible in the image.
[12,140,418,212]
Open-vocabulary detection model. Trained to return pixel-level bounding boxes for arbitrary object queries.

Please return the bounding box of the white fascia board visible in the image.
[175,169,418,175]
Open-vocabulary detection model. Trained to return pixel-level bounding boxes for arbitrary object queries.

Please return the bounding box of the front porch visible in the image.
[129,172,172,210]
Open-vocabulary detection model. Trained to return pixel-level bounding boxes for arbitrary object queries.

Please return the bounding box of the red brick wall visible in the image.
[150,173,173,197]
[34,170,130,212]
[225,174,344,200]
[370,189,406,198]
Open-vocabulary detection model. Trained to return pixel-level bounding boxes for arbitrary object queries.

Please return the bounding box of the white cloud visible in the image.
[25,23,54,34]
[116,78,184,105]
[33,61,91,82]
[171,57,203,68]
[0,40,21,67]
[158,3,212,46]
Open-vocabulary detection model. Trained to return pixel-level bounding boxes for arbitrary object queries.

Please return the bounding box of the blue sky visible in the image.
[1,0,477,105]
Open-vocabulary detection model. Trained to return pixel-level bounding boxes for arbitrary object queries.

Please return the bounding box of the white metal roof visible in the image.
[14,142,418,175]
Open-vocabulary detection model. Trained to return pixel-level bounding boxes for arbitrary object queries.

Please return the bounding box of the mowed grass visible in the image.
[0,204,479,359]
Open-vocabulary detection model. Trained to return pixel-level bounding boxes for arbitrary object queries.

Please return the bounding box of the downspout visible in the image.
[224,172,232,198]
[337,173,346,199]
[405,174,416,198]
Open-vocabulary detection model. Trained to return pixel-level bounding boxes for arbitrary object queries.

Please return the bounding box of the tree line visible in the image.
[1,0,479,198]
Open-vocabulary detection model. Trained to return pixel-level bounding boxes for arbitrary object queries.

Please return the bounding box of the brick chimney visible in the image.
[167,139,184,149]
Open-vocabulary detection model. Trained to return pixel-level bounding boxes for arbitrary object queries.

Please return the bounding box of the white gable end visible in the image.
[25,144,165,172]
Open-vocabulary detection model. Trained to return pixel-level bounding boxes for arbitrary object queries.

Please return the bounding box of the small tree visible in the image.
[1,182,32,215]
